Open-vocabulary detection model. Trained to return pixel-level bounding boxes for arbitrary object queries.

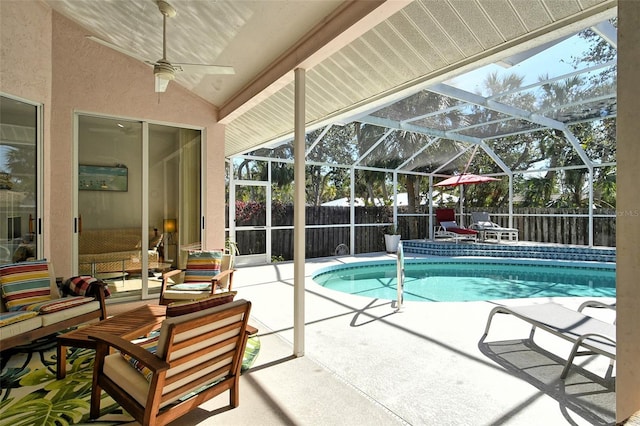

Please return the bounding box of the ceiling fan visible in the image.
[87,0,234,93]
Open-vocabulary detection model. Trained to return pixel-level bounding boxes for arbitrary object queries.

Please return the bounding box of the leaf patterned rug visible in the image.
[0,335,261,425]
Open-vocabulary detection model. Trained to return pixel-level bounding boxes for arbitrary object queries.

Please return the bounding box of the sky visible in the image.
[445,33,595,96]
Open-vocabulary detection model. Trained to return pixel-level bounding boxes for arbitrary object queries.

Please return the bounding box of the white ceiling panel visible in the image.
[226,0,615,155]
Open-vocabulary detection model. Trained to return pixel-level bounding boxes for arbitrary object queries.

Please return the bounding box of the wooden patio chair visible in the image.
[159,249,234,305]
[89,299,252,426]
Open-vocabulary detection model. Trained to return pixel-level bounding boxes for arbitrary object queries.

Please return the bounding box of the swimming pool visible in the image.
[312,259,616,302]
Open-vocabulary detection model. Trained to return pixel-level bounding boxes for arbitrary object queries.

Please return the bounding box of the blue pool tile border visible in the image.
[401,240,616,263]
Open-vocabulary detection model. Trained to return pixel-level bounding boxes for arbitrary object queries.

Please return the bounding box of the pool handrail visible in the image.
[396,241,404,311]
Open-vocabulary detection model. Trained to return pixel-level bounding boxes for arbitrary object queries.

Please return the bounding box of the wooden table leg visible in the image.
[57,341,67,379]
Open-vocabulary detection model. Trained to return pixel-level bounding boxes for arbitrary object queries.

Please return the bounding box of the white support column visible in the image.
[508,175,514,229]
[293,68,306,357]
[617,1,640,421]
[350,166,356,255]
[266,159,273,262]
[428,175,434,240]
[229,160,236,243]
[392,172,398,226]
[459,185,465,227]
[588,169,594,247]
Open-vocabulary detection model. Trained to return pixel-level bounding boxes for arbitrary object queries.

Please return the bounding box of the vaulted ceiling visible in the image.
[45,0,616,157]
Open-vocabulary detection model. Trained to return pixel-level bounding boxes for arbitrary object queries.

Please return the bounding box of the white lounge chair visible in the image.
[482,300,616,379]
[470,212,518,242]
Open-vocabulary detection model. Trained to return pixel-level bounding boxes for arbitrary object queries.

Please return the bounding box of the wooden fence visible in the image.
[233,205,616,261]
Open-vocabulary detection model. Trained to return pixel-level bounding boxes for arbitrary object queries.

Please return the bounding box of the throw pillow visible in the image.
[121,332,160,382]
[241,334,261,373]
[0,260,51,311]
[166,291,237,317]
[184,250,222,283]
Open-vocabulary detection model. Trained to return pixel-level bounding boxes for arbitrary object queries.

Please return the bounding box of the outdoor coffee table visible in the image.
[56,304,166,379]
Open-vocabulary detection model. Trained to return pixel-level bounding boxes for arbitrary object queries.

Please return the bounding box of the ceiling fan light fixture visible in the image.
[87,1,233,94]
[154,60,175,81]
[155,75,170,92]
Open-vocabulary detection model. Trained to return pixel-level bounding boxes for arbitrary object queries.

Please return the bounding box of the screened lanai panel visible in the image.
[436,145,494,175]
[491,70,616,121]
[233,158,268,181]
[353,170,391,212]
[370,91,464,123]
[546,98,617,124]
[400,139,467,174]
[306,124,361,165]
[307,165,352,212]
[464,148,505,175]
[568,118,616,163]
[484,135,545,172]
[408,109,471,132]
[358,129,427,169]
[416,102,512,132]
[458,118,545,139]
[484,129,583,172]
[250,143,294,160]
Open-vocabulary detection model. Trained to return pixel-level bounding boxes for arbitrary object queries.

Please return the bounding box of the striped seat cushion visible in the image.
[19,296,95,314]
[184,250,222,283]
[0,310,39,327]
[0,260,51,311]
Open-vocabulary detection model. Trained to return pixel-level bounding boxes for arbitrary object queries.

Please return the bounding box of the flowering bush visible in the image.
[235,201,265,225]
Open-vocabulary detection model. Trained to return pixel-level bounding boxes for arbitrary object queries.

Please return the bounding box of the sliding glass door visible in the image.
[76,115,201,300]
[0,95,41,265]
[148,124,201,271]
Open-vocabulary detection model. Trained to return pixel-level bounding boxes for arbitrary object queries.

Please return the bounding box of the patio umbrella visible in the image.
[434,173,500,187]
[434,173,501,226]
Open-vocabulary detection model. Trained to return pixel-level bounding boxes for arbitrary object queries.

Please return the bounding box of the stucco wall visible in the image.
[0,1,52,102]
[1,1,226,277]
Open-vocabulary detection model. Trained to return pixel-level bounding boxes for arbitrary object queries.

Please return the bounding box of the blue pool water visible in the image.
[312,259,616,302]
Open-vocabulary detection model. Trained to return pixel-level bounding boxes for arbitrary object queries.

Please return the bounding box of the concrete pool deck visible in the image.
[171,252,617,425]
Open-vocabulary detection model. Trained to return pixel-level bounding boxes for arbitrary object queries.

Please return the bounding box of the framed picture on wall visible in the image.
[79,164,128,191]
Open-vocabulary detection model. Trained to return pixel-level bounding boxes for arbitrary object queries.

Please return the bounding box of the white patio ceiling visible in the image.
[224,0,617,157]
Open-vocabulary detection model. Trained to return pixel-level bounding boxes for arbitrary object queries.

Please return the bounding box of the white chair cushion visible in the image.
[0,315,41,338]
[162,290,212,300]
[104,353,150,407]
[40,300,100,326]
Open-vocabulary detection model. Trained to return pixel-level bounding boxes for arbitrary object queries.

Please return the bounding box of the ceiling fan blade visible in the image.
[86,35,153,65]
[172,63,235,75]
[155,75,171,93]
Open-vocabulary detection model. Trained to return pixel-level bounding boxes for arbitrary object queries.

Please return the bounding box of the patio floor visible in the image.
[166,252,616,425]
